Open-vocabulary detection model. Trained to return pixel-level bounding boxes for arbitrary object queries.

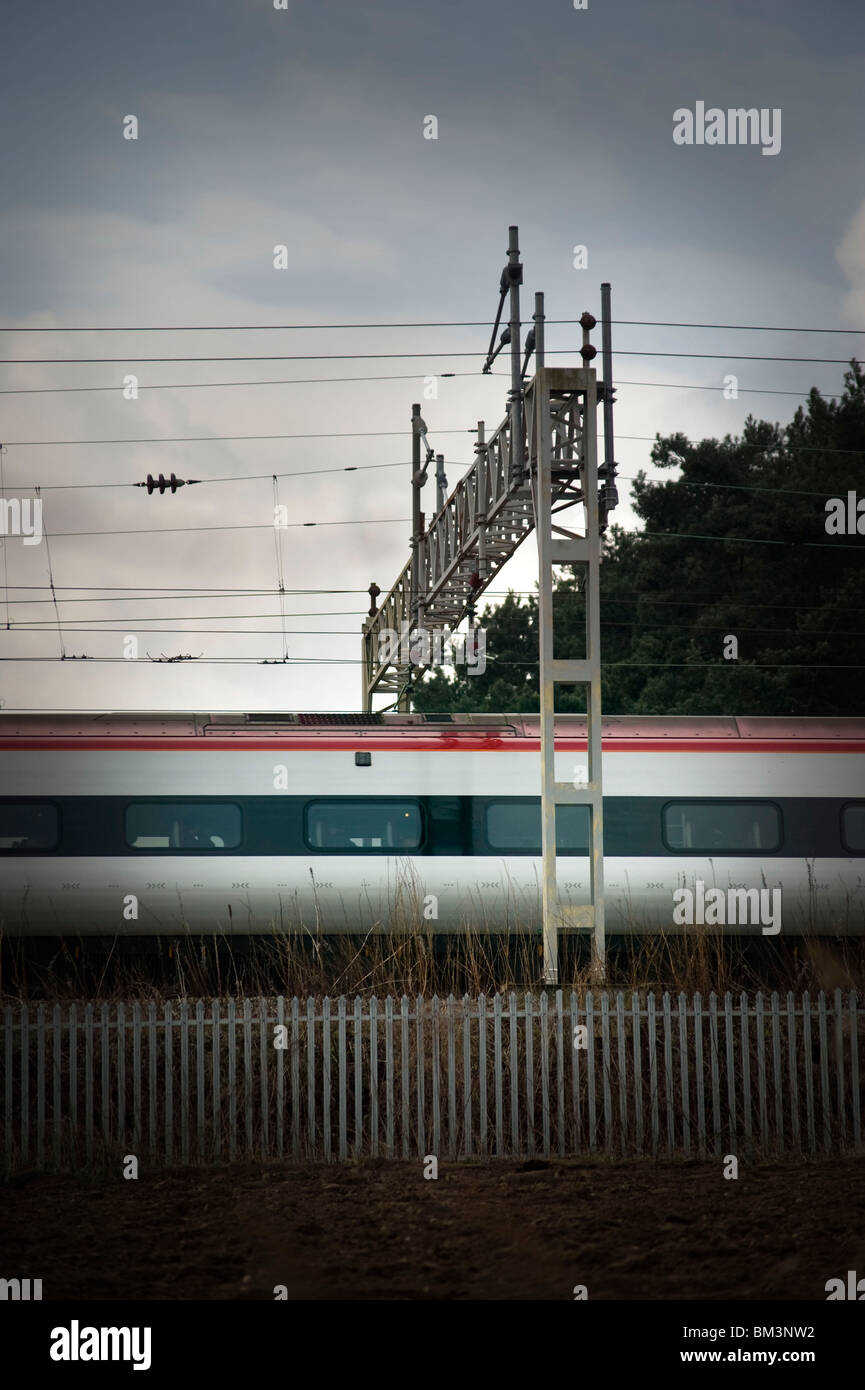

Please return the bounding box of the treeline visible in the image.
[412,363,865,715]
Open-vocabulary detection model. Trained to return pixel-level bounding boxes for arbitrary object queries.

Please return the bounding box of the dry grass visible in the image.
[2,916,864,1004]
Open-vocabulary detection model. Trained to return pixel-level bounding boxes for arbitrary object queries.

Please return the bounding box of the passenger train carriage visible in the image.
[0,712,863,936]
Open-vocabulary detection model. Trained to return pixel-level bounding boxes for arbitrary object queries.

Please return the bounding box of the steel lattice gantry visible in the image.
[361,375,604,706]
[361,404,532,708]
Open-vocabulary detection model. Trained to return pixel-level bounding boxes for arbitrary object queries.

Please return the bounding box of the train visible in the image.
[0,711,863,937]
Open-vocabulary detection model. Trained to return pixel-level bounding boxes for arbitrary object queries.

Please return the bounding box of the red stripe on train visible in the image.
[0,739,864,753]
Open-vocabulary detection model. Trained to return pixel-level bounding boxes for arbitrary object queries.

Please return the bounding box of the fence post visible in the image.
[770,992,783,1153]
[646,994,658,1156]
[306,996,315,1159]
[586,990,597,1153]
[3,1008,12,1171]
[677,991,690,1157]
[616,992,628,1156]
[479,994,489,1157]
[37,1003,46,1169]
[69,1003,78,1169]
[415,995,425,1159]
[84,1003,93,1167]
[52,1004,62,1171]
[601,992,612,1154]
[739,991,752,1156]
[100,1002,110,1154]
[554,990,564,1157]
[385,995,395,1159]
[180,999,190,1164]
[834,987,846,1147]
[116,1002,126,1153]
[323,996,332,1161]
[786,990,800,1153]
[663,992,675,1156]
[493,993,503,1157]
[525,992,535,1159]
[540,990,550,1159]
[197,1000,206,1161]
[226,998,235,1162]
[462,995,472,1160]
[352,995,361,1158]
[802,991,816,1154]
[571,991,581,1153]
[242,998,253,1157]
[755,993,768,1153]
[723,991,736,1156]
[289,996,299,1160]
[850,990,861,1148]
[285,995,294,1156]
[403,995,414,1156]
[432,995,441,1160]
[401,994,410,1159]
[258,998,269,1158]
[447,994,457,1161]
[147,1002,156,1159]
[370,995,379,1159]
[817,991,832,1152]
[132,1002,142,1155]
[694,993,705,1158]
[632,992,643,1157]
[212,999,221,1159]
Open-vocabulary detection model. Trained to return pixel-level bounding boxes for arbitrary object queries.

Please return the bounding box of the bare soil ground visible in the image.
[2,1158,863,1301]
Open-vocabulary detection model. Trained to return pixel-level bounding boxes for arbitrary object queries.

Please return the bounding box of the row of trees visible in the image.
[412,364,865,716]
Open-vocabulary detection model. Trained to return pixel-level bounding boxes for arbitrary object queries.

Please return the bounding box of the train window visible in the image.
[841,803,865,854]
[485,801,590,853]
[0,801,59,851]
[125,803,242,850]
[305,801,422,851]
[662,801,781,853]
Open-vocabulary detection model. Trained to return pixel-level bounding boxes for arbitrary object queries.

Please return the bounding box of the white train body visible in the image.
[0,712,863,936]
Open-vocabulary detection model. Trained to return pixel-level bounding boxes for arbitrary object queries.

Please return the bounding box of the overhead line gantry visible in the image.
[361,226,619,982]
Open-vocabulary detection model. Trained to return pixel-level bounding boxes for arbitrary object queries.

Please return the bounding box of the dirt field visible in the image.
[2,1157,864,1300]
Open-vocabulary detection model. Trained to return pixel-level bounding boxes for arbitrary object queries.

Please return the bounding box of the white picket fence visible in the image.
[1,990,862,1171]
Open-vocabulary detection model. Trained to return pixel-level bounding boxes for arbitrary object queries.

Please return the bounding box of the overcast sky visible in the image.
[1,0,863,712]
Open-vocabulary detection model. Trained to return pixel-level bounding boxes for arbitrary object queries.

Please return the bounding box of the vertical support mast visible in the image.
[584,324,606,982]
[599,281,619,530]
[405,402,424,713]
[506,225,524,486]
[534,292,606,985]
[414,400,428,633]
[534,292,559,985]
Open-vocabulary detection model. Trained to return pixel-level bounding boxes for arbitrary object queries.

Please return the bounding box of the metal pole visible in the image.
[600,282,617,527]
[362,623,370,711]
[535,292,606,985]
[398,405,424,712]
[507,226,523,487]
[534,292,559,986]
[533,292,544,393]
[584,362,606,984]
[475,422,487,582]
[410,403,422,629]
[435,454,447,514]
[362,584,380,711]
[600,285,614,475]
[361,622,368,711]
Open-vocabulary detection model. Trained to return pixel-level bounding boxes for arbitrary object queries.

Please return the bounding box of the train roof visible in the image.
[0,712,863,744]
